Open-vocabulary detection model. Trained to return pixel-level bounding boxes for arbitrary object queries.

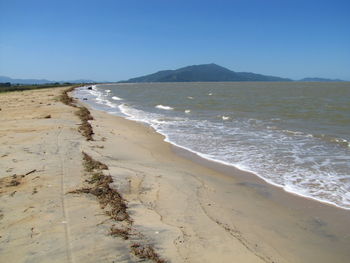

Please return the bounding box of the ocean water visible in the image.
[75,82,350,209]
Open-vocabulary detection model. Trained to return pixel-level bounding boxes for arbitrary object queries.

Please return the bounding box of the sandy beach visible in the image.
[1,87,350,263]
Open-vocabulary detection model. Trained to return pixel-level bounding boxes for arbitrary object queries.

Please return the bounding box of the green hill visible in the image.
[121,63,292,82]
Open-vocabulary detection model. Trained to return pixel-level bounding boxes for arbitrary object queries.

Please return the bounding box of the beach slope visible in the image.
[1,87,350,263]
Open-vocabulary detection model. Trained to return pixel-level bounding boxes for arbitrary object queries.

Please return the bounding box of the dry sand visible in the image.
[1,87,350,263]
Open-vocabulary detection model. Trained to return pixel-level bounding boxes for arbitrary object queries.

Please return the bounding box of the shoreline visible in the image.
[78,85,350,212]
[1,87,350,262]
[169,137,350,212]
[79,93,350,262]
[80,91,350,226]
[173,144,350,211]
[173,144,350,219]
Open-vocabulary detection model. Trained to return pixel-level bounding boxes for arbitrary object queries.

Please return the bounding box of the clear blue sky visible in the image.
[0,0,349,81]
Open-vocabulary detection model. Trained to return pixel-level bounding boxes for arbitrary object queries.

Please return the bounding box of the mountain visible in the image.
[121,63,292,82]
[0,76,95,84]
[0,76,54,84]
[298,77,345,82]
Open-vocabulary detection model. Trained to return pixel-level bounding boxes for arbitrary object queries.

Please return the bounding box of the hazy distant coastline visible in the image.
[119,63,347,83]
[1,63,347,85]
[0,75,95,85]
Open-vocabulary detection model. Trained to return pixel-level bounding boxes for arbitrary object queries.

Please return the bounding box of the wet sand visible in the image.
[1,87,349,262]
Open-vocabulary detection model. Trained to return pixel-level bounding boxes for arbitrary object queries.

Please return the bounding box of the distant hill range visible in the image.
[298,77,345,82]
[0,76,95,85]
[121,63,292,82]
[2,64,346,84]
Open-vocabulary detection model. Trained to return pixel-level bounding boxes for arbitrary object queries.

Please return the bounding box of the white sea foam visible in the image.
[112,96,123,101]
[118,104,130,116]
[185,110,191,114]
[208,93,213,96]
[105,89,111,93]
[106,101,117,108]
[187,96,194,100]
[81,86,117,109]
[156,105,174,110]
[222,116,230,120]
[282,129,304,136]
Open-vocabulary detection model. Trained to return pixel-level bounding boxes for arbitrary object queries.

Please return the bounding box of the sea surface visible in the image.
[75,82,350,209]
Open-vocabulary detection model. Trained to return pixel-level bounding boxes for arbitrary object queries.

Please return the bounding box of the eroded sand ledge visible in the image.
[1,87,350,263]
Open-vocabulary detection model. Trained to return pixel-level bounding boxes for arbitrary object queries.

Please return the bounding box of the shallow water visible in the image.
[75,82,350,209]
